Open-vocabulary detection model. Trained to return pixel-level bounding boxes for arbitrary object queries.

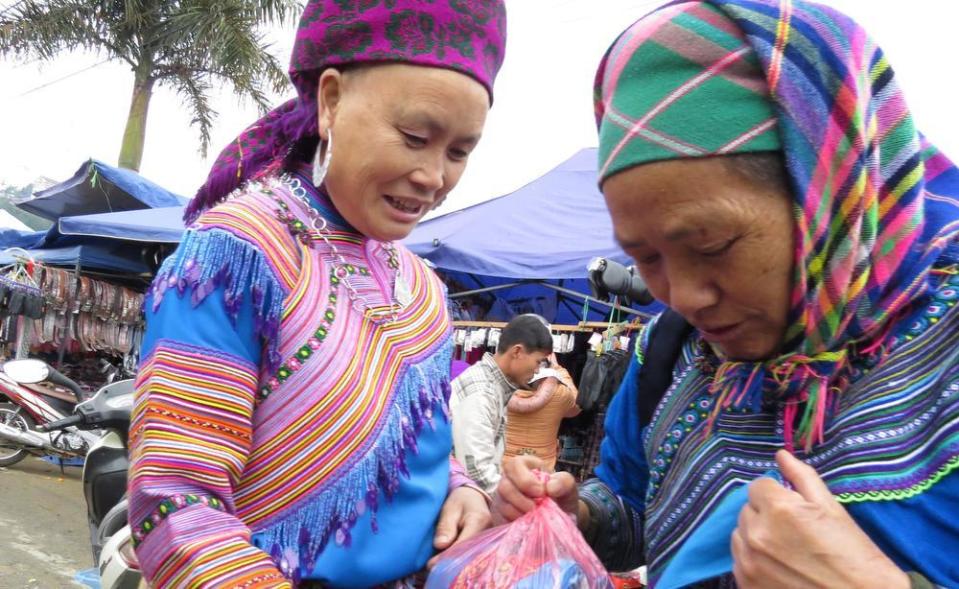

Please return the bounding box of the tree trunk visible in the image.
[118,65,155,171]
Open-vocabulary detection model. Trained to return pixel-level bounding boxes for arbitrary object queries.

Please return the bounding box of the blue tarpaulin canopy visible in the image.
[0,229,46,250]
[0,244,152,274]
[405,148,631,279]
[0,158,186,274]
[405,149,659,324]
[15,159,188,221]
[57,206,186,243]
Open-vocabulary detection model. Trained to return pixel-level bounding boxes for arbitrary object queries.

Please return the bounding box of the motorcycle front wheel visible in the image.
[0,402,35,467]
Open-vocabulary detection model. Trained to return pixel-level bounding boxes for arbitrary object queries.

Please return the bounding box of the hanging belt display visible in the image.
[34,267,144,355]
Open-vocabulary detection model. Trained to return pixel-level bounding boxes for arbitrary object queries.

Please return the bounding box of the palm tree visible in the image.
[0,0,299,171]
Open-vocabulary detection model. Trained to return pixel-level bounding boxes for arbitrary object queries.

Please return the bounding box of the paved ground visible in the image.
[0,457,95,589]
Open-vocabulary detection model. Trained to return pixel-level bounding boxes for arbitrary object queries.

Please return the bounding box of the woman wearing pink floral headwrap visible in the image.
[127,1,506,587]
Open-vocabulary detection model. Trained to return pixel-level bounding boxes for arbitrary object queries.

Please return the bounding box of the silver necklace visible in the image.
[278,174,412,325]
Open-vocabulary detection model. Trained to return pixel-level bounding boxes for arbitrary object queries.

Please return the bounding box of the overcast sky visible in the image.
[1,0,957,217]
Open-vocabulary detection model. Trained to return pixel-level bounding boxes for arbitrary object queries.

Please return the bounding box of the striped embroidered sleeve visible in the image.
[128,228,291,588]
[579,478,646,572]
[594,322,655,514]
[448,455,474,490]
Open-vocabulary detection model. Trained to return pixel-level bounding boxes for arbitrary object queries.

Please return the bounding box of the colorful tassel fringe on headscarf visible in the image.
[595,0,959,451]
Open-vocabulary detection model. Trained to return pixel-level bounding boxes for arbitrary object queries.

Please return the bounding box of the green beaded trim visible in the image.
[836,453,959,504]
[635,323,647,364]
[132,494,225,547]
[257,266,367,401]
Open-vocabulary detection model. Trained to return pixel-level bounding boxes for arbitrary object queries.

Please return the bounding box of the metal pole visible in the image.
[449,279,654,320]
[448,280,531,298]
[556,278,565,319]
[536,282,653,320]
[559,295,581,321]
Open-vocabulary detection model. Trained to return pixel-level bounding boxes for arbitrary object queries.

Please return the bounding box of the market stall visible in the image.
[405,148,661,325]
[0,245,146,388]
[405,149,662,481]
[0,159,188,389]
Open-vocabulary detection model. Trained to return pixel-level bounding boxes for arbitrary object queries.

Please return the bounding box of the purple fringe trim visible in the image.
[252,340,454,571]
[149,228,287,371]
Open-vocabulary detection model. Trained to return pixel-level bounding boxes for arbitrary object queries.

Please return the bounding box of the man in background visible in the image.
[450,314,553,493]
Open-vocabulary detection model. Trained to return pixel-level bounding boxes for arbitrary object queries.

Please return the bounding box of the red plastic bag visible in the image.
[426,495,613,588]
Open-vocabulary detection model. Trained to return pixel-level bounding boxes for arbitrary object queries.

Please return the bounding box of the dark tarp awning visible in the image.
[15,159,188,221]
[0,229,46,250]
[0,244,152,275]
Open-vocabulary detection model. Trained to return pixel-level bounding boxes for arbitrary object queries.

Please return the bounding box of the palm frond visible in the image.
[168,72,217,157]
[0,0,136,65]
[1,0,297,163]
[248,0,301,27]
[158,0,292,106]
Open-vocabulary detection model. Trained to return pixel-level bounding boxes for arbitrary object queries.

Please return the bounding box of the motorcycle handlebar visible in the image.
[38,414,83,432]
[44,367,85,399]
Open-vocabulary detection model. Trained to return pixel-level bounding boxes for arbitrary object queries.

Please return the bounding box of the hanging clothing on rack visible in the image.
[0,256,44,320]
[0,275,44,319]
[576,348,632,414]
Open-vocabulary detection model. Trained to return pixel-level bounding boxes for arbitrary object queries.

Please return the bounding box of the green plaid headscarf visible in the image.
[592,0,959,454]
[595,1,781,183]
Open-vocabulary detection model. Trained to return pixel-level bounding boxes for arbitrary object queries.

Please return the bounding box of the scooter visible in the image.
[0,359,102,467]
[5,359,141,588]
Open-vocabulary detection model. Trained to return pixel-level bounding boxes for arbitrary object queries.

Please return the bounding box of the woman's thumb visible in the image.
[776,449,833,504]
[545,472,578,512]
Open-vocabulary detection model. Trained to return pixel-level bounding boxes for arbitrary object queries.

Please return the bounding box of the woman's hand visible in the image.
[731,450,910,589]
[493,455,579,523]
[428,485,491,568]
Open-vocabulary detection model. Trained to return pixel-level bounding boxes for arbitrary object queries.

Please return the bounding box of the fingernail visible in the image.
[436,534,448,543]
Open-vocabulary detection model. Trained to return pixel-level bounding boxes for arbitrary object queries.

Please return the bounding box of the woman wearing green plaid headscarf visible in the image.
[494,1,959,587]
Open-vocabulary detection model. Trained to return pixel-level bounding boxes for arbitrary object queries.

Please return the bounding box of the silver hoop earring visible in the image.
[312,129,333,187]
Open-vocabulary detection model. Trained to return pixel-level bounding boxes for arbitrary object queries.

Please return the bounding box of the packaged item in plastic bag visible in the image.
[426,494,613,589]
